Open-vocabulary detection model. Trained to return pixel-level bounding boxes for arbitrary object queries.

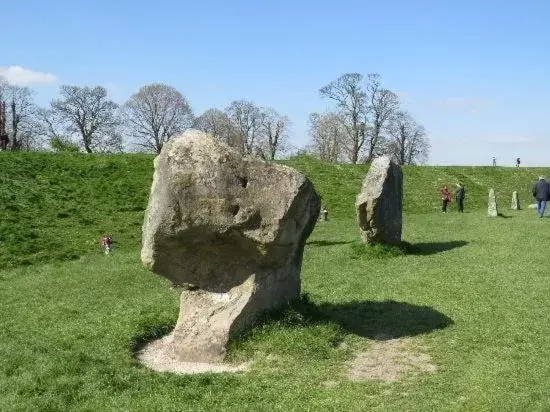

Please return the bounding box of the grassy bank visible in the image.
[1,152,548,268]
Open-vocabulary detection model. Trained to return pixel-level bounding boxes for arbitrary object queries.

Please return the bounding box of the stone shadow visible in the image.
[246,295,454,341]
[133,296,454,358]
[496,213,513,219]
[306,240,353,247]
[403,240,468,256]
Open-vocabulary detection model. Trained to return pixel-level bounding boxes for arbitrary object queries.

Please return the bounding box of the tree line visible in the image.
[308,73,429,164]
[0,72,429,164]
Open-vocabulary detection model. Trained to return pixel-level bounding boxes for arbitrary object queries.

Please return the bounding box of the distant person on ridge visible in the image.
[532,176,550,218]
[492,157,496,167]
[440,185,452,213]
[455,182,465,213]
[516,157,521,168]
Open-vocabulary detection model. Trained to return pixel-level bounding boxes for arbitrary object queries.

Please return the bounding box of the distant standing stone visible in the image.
[511,191,520,210]
[488,188,498,217]
[355,156,403,245]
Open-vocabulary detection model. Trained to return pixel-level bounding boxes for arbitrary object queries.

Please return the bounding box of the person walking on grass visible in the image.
[455,182,465,212]
[532,176,550,218]
[440,185,452,213]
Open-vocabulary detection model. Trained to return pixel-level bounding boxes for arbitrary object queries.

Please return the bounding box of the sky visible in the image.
[2,0,549,165]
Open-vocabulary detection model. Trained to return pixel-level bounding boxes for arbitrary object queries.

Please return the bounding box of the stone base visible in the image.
[166,275,257,363]
[137,336,250,374]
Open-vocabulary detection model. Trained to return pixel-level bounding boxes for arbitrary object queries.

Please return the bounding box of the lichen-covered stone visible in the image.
[140,130,320,362]
[355,156,403,245]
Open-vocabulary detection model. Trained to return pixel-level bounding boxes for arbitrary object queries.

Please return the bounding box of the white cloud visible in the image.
[0,65,57,85]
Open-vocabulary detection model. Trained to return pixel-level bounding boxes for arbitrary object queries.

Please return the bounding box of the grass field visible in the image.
[2,153,550,410]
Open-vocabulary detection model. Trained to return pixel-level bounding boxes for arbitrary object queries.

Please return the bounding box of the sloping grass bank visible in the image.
[1,151,548,269]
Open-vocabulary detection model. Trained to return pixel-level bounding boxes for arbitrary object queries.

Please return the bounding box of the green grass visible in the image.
[2,153,550,410]
[0,152,153,268]
[2,152,548,269]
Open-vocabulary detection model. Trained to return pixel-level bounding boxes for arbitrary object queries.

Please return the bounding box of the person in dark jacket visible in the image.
[532,176,550,217]
[455,182,465,212]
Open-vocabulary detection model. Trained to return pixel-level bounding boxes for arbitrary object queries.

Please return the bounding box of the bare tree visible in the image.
[386,111,430,165]
[123,83,193,154]
[0,81,42,150]
[307,112,346,162]
[50,85,121,153]
[260,108,289,160]
[225,100,264,154]
[319,73,367,164]
[193,108,235,144]
[365,74,400,162]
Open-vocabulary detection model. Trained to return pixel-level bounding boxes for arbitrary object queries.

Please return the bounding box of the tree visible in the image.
[123,83,193,154]
[0,80,42,150]
[365,74,399,162]
[386,111,430,165]
[260,108,289,160]
[319,73,367,164]
[193,108,235,144]
[307,112,346,162]
[225,100,264,154]
[50,85,121,153]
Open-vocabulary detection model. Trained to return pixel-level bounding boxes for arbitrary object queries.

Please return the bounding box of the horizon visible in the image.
[3,0,549,166]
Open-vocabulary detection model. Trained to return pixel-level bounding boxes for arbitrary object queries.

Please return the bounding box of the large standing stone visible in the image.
[355,156,403,245]
[511,191,520,210]
[140,130,320,364]
[488,188,498,217]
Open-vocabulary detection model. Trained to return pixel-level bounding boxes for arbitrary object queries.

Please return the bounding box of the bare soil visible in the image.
[347,338,437,382]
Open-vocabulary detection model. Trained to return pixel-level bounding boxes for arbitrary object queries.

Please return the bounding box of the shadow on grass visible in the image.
[132,295,454,357]
[306,240,352,247]
[496,213,512,219]
[403,240,468,256]
[250,294,454,341]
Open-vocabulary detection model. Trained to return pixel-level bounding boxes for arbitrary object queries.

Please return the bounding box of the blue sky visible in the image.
[2,0,549,165]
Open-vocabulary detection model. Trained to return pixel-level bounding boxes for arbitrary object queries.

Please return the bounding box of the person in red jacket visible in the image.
[440,185,452,213]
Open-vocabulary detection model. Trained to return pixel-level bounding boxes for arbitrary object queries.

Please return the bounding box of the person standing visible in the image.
[516,157,521,168]
[100,235,113,254]
[492,157,496,166]
[440,185,452,213]
[532,176,550,218]
[455,182,465,212]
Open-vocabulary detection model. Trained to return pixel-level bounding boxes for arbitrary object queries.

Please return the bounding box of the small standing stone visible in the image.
[511,191,520,210]
[488,188,498,217]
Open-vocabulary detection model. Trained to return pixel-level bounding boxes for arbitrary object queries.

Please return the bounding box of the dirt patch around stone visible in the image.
[137,336,250,375]
[347,338,437,382]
